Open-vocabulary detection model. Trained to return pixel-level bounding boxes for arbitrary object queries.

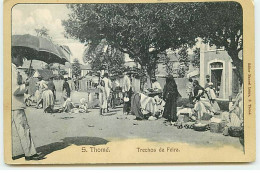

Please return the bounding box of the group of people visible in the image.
[185,77,221,121]
[96,71,133,115]
[11,50,243,161]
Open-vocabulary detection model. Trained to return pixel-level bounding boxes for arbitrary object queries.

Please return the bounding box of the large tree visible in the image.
[83,39,125,76]
[194,2,243,83]
[35,26,52,40]
[63,2,243,84]
[63,3,198,85]
[72,58,81,77]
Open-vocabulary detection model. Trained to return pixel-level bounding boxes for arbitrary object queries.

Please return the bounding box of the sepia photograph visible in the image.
[4,0,255,164]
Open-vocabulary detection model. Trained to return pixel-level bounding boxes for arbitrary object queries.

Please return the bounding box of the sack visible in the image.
[228,126,243,137]
[223,126,229,136]
[201,112,212,120]
[193,123,208,131]
[210,121,226,133]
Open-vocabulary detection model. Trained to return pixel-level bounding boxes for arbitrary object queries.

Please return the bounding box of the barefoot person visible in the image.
[11,53,40,160]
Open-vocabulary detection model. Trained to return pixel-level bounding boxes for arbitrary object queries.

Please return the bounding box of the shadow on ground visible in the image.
[36,136,109,158]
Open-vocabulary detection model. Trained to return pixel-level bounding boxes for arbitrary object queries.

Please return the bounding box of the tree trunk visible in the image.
[146,67,153,89]
[227,50,243,85]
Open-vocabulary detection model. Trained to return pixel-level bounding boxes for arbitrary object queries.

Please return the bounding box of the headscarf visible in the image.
[163,75,178,100]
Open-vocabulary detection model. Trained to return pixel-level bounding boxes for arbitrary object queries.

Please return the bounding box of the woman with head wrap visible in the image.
[193,80,215,121]
[163,75,180,123]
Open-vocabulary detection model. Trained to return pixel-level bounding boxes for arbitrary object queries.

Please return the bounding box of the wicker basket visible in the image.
[210,121,226,133]
[193,123,208,131]
[228,126,243,137]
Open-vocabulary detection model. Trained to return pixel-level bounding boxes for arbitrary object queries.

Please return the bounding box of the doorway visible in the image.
[211,69,222,97]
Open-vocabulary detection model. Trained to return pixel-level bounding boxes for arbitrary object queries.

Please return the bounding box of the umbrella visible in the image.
[12,34,68,65]
[55,45,70,64]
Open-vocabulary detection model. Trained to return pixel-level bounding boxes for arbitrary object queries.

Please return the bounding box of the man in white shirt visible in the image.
[12,54,40,160]
[121,72,131,114]
[122,72,131,94]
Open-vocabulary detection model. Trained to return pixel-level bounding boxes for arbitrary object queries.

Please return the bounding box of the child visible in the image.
[62,98,75,113]
[79,98,88,113]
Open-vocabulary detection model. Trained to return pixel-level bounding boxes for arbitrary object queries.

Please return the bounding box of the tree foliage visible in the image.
[63,2,243,84]
[63,3,198,81]
[83,39,125,76]
[193,2,243,82]
[35,26,52,40]
[71,58,81,77]
[176,45,189,77]
[191,48,200,68]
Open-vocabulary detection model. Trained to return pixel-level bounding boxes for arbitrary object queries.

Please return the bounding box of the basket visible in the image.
[210,121,226,133]
[193,123,208,131]
[184,122,195,129]
[201,112,212,120]
[228,126,243,137]
[179,113,190,123]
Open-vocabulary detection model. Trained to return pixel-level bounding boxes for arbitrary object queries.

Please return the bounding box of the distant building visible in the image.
[80,64,92,77]
[200,44,242,99]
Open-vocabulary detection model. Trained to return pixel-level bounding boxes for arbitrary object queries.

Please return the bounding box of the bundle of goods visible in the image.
[174,113,191,129]
[201,112,213,120]
[183,122,196,129]
[210,117,226,133]
[228,126,243,137]
[175,122,183,129]
[193,123,210,131]
[178,113,190,123]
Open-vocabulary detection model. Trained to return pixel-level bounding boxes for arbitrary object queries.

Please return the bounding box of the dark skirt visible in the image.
[163,94,177,122]
[131,93,145,119]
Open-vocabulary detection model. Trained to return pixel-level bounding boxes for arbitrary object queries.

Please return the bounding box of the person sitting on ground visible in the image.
[36,77,48,109]
[79,98,88,113]
[153,95,165,118]
[62,98,75,113]
[151,78,162,92]
[192,80,215,121]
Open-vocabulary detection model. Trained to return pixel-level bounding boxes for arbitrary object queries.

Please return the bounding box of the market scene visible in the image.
[11,3,244,161]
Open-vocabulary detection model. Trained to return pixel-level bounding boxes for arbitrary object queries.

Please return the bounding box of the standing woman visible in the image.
[62,78,71,99]
[97,80,107,115]
[163,75,180,123]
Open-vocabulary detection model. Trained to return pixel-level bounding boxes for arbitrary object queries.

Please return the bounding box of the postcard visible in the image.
[3,0,255,164]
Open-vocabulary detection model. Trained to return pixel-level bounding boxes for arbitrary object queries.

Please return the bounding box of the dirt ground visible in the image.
[22,91,243,159]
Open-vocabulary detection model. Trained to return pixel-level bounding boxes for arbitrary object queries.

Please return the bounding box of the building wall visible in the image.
[200,49,235,99]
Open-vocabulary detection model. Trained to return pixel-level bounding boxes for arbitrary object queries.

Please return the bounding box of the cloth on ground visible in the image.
[139,93,158,115]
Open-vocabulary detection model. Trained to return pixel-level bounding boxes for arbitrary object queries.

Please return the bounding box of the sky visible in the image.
[12,4,86,63]
[11,3,201,65]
